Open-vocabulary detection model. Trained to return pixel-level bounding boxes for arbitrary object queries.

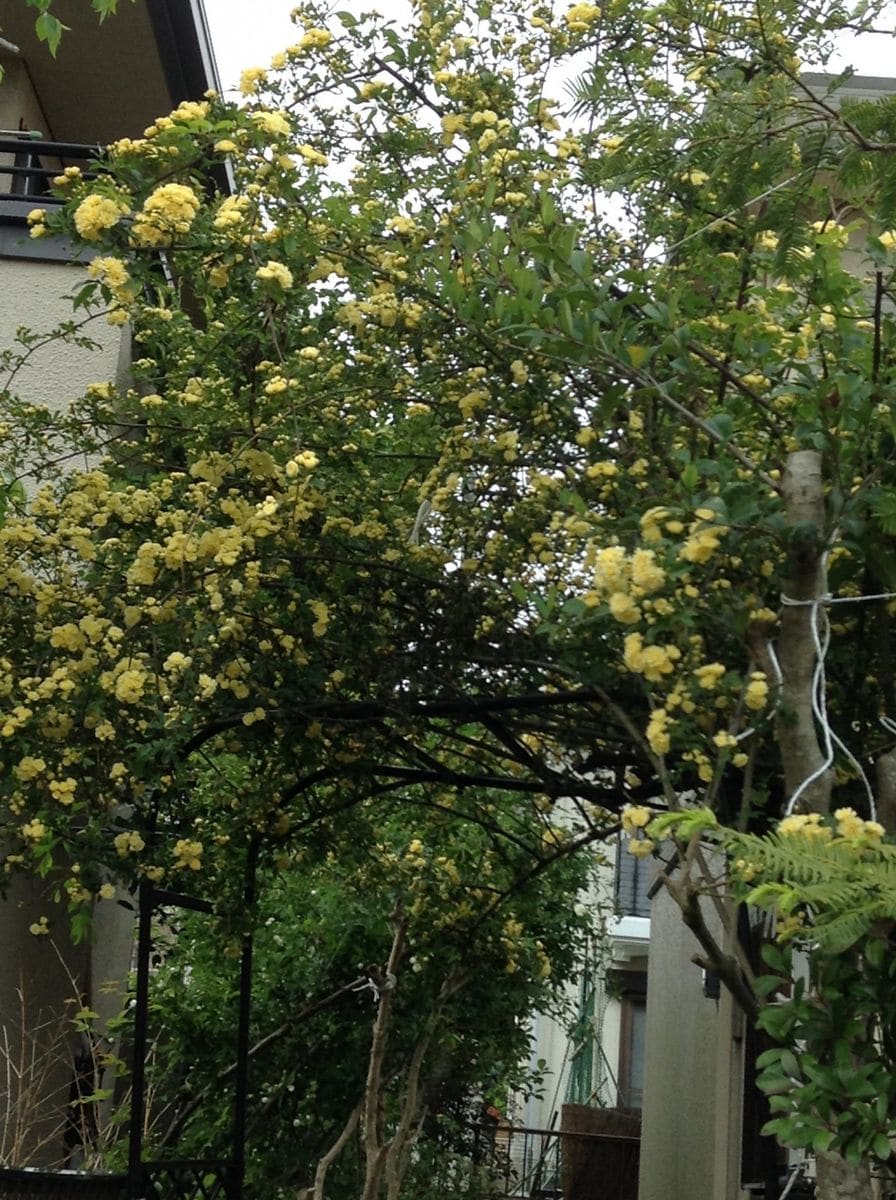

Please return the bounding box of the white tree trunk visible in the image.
[777,453,873,1199]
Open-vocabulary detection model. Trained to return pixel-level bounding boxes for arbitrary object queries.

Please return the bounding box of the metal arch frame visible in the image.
[127,841,259,1200]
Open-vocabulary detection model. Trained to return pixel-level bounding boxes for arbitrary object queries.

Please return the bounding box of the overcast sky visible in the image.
[203,0,896,94]
[204,1,409,94]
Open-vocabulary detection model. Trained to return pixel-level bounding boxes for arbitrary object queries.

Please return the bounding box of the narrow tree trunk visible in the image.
[776,449,833,812]
[778,451,871,1199]
[815,1152,872,1200]
[876,747,896,831]
[360,916,406,1200]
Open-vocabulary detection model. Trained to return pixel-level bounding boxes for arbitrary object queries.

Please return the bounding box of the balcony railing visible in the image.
[438,1123,640,1200]
[0,134,99,212]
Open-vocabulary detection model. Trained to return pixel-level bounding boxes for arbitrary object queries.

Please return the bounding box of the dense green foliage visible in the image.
[135,805,594,1196]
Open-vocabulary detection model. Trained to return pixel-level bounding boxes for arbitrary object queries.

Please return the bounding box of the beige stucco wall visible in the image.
[0,254,131,1164]
[638,881,745,1200]
[0,256,130,416]
[0,50,51,136]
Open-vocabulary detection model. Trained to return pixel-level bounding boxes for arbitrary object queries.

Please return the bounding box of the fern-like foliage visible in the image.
[725,831,896,951]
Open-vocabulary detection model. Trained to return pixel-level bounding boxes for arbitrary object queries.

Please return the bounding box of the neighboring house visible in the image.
[538,841,649,1121]
[0,0,219,1166]
[500,839,649,1198]
[0,0,219,409]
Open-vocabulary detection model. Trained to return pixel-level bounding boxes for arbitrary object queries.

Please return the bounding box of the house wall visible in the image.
[0,257,130,416]
[0,237,131,1171]
[512,841,650,1129]
[638,882,745,1200]
[0,50,51,136]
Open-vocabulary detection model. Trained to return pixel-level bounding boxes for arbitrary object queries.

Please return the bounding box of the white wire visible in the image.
[779,592,876,819]
[829,590,896,604]
[779,1162,804,1199]
[709,581,891,816]
[783,599,834,815]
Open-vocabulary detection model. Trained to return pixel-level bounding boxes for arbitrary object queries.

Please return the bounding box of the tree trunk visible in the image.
[776,449,833,812]
[777,452,871,1198]
[876,747,896,831]
[815,1152,873,1200]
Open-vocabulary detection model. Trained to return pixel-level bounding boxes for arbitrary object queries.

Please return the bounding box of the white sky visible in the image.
[204,1,409,94]
[204,0,896,92]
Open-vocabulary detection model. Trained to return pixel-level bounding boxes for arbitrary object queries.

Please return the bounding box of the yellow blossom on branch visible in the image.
[173,839,203,870]
[132,183,201,247]
[621,805,652,833]
[74,194,130,241]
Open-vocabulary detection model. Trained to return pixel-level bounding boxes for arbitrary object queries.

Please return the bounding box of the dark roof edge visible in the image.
[145,0,223,106]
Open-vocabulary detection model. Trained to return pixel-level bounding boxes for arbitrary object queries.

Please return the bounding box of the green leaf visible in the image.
[706,412,735,441]
[873,1133,892,1161]
[90,0,119,19]
[34,10,68,54]
[812,1130,836,1154]
[865,938,886,968]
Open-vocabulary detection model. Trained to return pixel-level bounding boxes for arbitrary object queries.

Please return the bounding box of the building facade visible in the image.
[0,0,219,1165]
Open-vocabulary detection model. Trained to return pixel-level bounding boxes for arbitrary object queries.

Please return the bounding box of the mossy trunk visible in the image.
[815,1153,873,1200]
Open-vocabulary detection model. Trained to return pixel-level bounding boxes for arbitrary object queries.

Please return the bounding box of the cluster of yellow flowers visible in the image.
[777,808,885,841]
[307,600,330,637]
[294,26,332,52]
[74,194,130,241]
[645,707,672,755]
[621,804,651,832]
[744,672,769,710]
[86,256,135,307]
[173,839,203,870]
[239,66,268,95]
[255,260,294,289]
[622,804,655,859]
[585,544,666,624]
[623,632,681,682]
[49,777,77,806]
[114,831,146,857]
[679,509,729,564]
[213,194,253,233]
[693,662,725,689]
[297,143,329,166]
[26,207,48,239]
[565,2,602,30]
[132,183,201,247]
[249,110,292,137]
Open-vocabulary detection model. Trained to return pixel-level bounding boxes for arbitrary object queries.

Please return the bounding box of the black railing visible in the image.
[140,1160,233,1200]
[0,135,99,207]
[459,1123,640,1200]
[471,1124,562,1198]
[0,1168,125,1200]
[0,1162,232,1200]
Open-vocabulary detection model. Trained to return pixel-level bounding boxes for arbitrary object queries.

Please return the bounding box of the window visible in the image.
[617,996,646,1110]
[615,840,653,917]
